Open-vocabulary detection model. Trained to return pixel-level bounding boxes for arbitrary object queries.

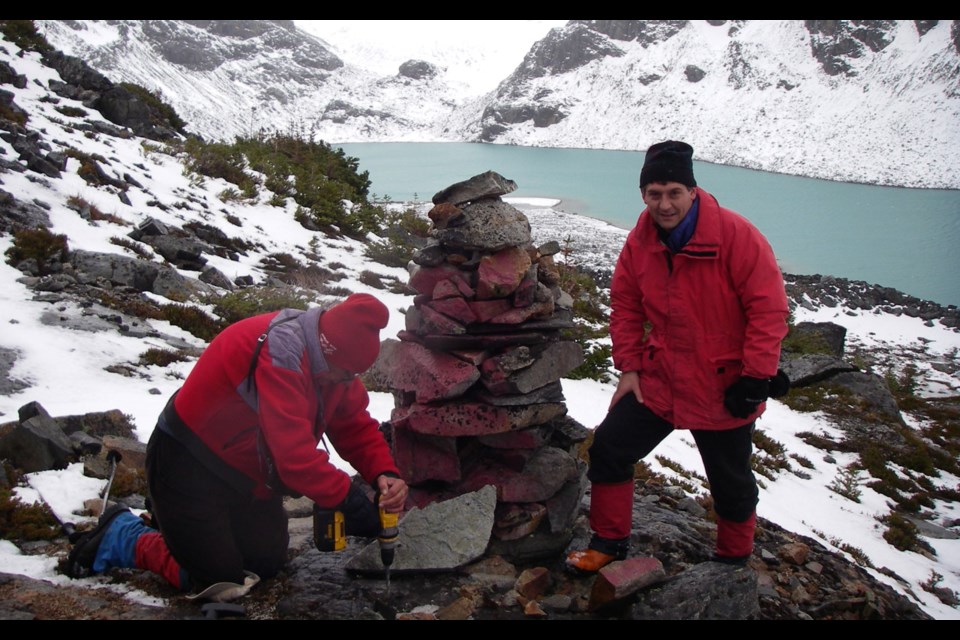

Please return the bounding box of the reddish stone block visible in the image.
[476,246,532,300]
[401,401,566,437]
[467,298,513,322]
[515,566,552,600]
[378,340,479,403]
[391,420,461,485]
[424,297,478,325]
[409,263,472,296]
[589,556,667,611]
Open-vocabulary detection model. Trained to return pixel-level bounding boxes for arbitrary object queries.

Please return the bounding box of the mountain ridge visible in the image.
[36,19,960,190]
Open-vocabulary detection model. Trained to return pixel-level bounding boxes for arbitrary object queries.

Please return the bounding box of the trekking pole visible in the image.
[100,450,123,516]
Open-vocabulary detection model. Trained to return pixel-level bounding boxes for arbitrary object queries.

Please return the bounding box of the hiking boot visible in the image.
[64,504,130,578]
[566,549,620,572]
[565,535,628,573]
[711,553,750,567]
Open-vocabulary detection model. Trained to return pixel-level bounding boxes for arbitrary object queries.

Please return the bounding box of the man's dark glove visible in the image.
[724,376,770,419]
[339,483,380,538]
[769,369,791,399]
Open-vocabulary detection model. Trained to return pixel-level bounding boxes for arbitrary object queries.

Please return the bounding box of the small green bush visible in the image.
[281,265,341,292]
[67,195,126,225]
[260,252,302,273]
[139,347,192,367]
[4,226,69,276]
[218,187,244,203]
[183,137,258,195]
[0,20,52,53]
[566,343,612,383]
[781,324,835,356]
[360,207,428,265]
[55,105,88,118]
[0,484,60,542]
[160,303,222,342]
[119,82,188,134]
[97,291,164,320]
[109,236,154,259]
[880,511,936,555]
[828,464,863,502]
[839,543,874,568]
[210,287,311,325]
[358,270,387,290]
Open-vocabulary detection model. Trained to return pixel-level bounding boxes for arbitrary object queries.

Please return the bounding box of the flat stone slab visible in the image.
[345,485,497,575]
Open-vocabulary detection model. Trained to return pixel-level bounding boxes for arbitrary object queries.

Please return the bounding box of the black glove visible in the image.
[724,376,770,419]
[339,483,380,538]
[769,369,791,398]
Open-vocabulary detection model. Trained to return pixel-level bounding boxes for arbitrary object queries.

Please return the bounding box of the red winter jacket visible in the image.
[170,307,399,507]
[610,187,789,430]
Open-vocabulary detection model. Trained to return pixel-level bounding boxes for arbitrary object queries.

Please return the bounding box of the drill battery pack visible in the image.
[313,505,346,552]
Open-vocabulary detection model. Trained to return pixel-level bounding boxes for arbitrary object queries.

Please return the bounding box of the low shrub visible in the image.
[160,303,222,342]
[210,287,311,325]
[0,483,60,542]
[828,464,863,502]
[880,511,936,555]
[139,347,193,367]
[4,226,69,276]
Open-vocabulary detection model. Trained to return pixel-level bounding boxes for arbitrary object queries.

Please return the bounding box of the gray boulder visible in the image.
[0,403,76,472]
[630,562,760,620]
[431,199,531,252]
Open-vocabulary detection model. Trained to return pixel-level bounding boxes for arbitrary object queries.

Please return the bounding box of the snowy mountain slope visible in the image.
[1,28,959,619]
[36,20,461,143]
[35,19,960,190]
[455,20,960,189]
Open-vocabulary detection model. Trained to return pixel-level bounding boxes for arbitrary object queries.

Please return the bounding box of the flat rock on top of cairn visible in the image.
[432,170,518,205]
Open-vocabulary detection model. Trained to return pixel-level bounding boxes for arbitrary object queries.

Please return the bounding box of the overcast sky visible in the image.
[294,20,567,95]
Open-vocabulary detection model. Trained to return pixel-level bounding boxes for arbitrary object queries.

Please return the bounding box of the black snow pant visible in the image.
[587,394,759,522]
[145,427,289,588]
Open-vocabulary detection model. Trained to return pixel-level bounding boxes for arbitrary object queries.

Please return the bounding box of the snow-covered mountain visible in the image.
[36,20,960,190]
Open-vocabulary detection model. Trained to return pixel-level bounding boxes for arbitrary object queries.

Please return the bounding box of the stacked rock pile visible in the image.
[376,171,590,559]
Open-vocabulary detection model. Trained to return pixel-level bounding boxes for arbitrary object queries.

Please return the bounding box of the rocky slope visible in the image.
[36,20,462,145]
[0,482,936,620]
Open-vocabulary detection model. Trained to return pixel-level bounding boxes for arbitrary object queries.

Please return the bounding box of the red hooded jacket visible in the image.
[170,307,399,507]
[610,187,789,430]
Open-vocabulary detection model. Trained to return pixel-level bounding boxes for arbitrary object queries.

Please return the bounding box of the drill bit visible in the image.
[378,507,398,598]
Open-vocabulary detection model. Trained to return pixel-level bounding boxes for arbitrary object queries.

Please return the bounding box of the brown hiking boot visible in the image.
[565,548,619,573]
[565,534,629,573]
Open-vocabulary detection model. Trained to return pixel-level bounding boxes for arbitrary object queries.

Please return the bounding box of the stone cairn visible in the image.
[376,171,590,561]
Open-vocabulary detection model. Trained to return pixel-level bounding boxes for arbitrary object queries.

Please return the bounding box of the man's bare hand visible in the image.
[609,371,643,410]
[376,474,408,513]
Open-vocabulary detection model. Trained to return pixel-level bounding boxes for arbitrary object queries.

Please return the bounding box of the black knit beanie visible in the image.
[639,140,697,189]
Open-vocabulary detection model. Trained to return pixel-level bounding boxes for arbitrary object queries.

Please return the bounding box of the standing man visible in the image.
[67,293,408,600]
[566,141,789,572]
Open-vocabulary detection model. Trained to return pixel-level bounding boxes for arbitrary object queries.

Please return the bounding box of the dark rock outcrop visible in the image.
[42,49,183,140]
[805,20,898,77]
[398,59,438,80]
